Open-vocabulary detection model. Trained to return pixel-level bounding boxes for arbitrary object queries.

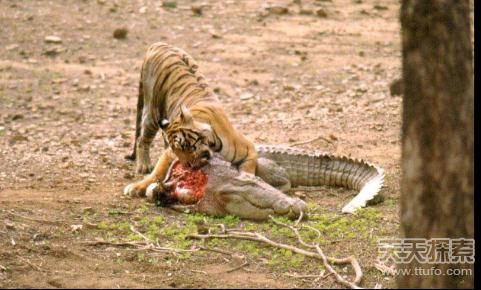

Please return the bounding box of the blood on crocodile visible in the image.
[166,162,208,204]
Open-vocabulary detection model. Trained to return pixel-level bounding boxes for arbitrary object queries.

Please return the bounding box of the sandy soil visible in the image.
[1,0,404,288]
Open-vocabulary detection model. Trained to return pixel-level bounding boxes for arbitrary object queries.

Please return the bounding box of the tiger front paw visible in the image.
[123,182,147,198]
[145,182,175,203]
[145,182,161,202]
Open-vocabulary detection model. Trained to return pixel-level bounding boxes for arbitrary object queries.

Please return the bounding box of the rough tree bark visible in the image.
[398,0,474,288]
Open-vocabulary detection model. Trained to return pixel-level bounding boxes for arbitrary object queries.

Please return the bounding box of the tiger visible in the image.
[123,42,257,198]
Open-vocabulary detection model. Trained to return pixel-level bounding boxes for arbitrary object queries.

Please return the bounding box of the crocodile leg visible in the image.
[255,157,291,192]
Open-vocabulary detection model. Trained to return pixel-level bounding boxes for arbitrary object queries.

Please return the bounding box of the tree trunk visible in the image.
[398,0,474,288]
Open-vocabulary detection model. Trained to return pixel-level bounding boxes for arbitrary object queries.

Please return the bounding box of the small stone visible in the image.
[373,5,388,10]
[389,78,403,96]
[268,6,289,15]
[191,5,203,15]
[249,79,259,86]
[162,1,177,9]
[123,172,134,180]
[294,191,306,199]
[283,84,301,91]
[6,44,19,51]
[44,36,62,44]
[32,233,46,242]
[139,6,147,14]
[356,84,368,94]
[316,8,328,17]
[70,224,83,233]
[231,253,245,265]
[347,75,360,81]
[4,220,15,231]
[360,9,370,15]
[9,134,28,145]
[329,134,338,141]
[240,92,253,100]
[299,9,313,15]
[113,28,128,39]
[11,114,24,121]
[79,85,91,92]
[43,46,64,56]
[211,32,222,39]
[82,207,95,215]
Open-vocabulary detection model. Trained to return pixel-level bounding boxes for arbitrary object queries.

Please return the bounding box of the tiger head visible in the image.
[161,105,213,169]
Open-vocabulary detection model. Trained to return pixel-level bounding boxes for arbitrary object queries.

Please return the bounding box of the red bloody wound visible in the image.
[168,162,208,204]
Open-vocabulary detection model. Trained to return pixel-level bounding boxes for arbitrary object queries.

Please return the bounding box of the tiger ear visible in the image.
[180,105,193,125]
[198,122,212,135]
[159,119,170,129]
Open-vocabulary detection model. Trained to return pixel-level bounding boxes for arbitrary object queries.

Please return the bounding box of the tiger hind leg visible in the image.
[125,81,144,161]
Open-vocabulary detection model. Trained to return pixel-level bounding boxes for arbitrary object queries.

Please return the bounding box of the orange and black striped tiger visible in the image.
[124,42,257,198]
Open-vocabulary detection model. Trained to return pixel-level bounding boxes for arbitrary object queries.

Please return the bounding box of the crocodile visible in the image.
[144,145,385,220]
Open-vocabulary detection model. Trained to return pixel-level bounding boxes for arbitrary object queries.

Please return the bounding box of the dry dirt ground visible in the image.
[1,0,404,288]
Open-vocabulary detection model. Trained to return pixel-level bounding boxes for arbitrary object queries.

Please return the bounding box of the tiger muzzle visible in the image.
[187,150,212,169]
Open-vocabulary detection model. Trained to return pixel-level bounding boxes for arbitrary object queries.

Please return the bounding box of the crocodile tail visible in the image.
[256,145,385,213]
[341,163,384,213]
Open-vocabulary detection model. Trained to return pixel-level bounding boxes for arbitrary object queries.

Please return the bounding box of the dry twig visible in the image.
[8,211,62,226]
[289,135,333,147]
[187,215,364,289]
[81,240,147,248]
[374,259,395,276]
[197,245,233,256]
[271,217,362,288]
[18,257,44,272]
[225,261,249,273]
